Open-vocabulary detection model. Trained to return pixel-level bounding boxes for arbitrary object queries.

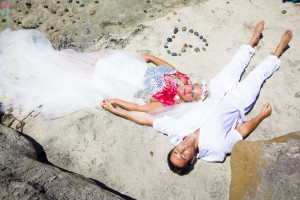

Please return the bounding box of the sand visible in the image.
[1,0,300,199]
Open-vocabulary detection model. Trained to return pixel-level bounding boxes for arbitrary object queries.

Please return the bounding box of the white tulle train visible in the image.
[0,29,148,119]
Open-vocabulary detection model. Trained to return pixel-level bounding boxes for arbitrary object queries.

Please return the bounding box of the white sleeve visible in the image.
[224,129,243,154]
[153,116,193,145]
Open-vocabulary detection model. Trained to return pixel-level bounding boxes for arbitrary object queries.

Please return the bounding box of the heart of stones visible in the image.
[164,27,209,56]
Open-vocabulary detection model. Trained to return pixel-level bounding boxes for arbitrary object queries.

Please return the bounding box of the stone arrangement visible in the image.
[164,27,209,56]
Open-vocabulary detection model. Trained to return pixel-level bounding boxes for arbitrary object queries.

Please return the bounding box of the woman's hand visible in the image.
[101,99,116,113]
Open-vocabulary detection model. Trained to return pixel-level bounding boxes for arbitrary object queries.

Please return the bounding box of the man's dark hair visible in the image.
[167,148,195,176]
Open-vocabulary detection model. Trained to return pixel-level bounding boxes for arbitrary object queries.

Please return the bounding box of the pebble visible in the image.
[72,21,76,23]
[95,1,99,3]
[51,10,57,14]
[202,47,206,51]
[144,10,147,13]
[194,32,199,36]
[171,52,177,56]
[44,5,48,8]
[206,43,208,46]
[118,21,122,25]
[189,29,193,33]
[199,35,203,39]
[69,0,73,3]
[57,1,60,3]
[87,27,90,34]
[178,53,182,56]
[150,14,153,17]
[174,27,178,34]
[173,11,177,15]
[50,26,54,30]
[80,4,84,7]
[64,8,69,12]
[189,44,193,48]
[146,0,150,3]
[157,9,161,12]
[183,43,188,47]
[171,35,175,38]
[26,3,32,8]
[182,27,186,31]
[167,37,172,42]
[76,1,80,3]
[282,10,287,14]
[181,48,186,52]
[203,38,207,42]
[195,47,200,52]
[164,44,168,48]
[167,50,171,54]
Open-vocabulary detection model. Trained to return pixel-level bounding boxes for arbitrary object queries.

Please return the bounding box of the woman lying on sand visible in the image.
[0,29,206,119]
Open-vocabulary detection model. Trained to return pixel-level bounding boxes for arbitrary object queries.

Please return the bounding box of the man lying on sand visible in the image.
[102,21,293,175]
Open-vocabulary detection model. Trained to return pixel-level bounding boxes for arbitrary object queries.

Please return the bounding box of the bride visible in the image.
[0,29,207,119]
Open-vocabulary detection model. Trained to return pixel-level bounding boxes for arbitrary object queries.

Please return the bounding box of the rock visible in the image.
[230,132,300,200]
[174,27,178,34]
[282,10,287,14]
[167,37,172,42]
[182,27,186,31]
[51,10,57,14]
[183,43,188,47]
[164,44,168,48]
[194,47,200,52]
[206,43,208,46]
[188,44,193,48]
[173,11,177,15]
[202,38,207,42]
[80,4,84,7]
[171,35,175,38]
[0,124,129,200]
[194,32,199,36]
[189,29,193,33]
[181,48,186,52]
[167,50,171,54]
[171,52,177,56]
[64,8,69,12]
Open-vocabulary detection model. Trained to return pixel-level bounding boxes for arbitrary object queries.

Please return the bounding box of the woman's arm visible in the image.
[107,98,164,112]
[236,103,272,138]
[102,99,155,126]
[141,54,176,71]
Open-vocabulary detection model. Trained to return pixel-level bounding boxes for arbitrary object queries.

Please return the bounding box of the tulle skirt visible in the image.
[0,29,148,119]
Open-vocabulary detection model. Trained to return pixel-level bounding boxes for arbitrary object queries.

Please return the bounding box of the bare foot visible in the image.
[274,29,293,58]
[259,103,272,118]
[248,20,265,47]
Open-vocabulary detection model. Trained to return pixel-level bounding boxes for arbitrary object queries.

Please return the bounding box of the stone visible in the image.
[199,35,203,39]
[171,52,177,56]
[80,4,84,7]
[182,27,186,31]
[189,29,193,33]
[194,47,200,52]
[173,11,177,15]
[167,50,171,54]
[202,38,207,42]
[188,44,193,48]
[64,8,69,12]
[183,43,188,47]
[171,35,175,38]
[164,44,168,48]
[194,32,199,36]
[181,48,186,52]
[174,27,178,34]
[178,53,182,56]
[0,124,129,199]
[230,132,300,200]
[202,47,206,51]
[167,37,172,42]
[51,10,57,14]
[282,10,287,14]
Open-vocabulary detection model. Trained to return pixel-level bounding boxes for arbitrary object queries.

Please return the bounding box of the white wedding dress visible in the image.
[0,29,152,119]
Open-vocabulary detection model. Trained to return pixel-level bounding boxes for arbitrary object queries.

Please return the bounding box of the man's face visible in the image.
[170,138,195,167]
[177,84,202,102]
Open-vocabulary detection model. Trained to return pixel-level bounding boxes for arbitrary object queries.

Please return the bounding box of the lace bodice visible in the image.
[135,65,184,102]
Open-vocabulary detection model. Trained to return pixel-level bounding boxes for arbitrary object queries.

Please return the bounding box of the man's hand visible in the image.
[101,98,116,113]
[259,103,272,119]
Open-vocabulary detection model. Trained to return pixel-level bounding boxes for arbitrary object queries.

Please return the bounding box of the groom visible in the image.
[102,22,293,175]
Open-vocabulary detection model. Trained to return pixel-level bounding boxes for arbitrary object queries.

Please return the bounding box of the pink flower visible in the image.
[1,1,10,9]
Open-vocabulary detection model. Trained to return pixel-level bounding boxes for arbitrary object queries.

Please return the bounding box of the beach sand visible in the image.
[1,0,300,199]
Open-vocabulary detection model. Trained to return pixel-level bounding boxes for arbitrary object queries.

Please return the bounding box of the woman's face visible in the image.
[177,84,202,102]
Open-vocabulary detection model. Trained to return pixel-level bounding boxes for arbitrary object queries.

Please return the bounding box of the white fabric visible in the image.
[0,29,148,119]
[153,45,281,162]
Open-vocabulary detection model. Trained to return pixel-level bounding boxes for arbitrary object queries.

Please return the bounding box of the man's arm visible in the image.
[141,54,176,70]
[101,99,155,126]
[236,103,272,138]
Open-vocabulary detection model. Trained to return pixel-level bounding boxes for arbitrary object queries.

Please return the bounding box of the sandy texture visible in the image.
[1,0,300,199]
